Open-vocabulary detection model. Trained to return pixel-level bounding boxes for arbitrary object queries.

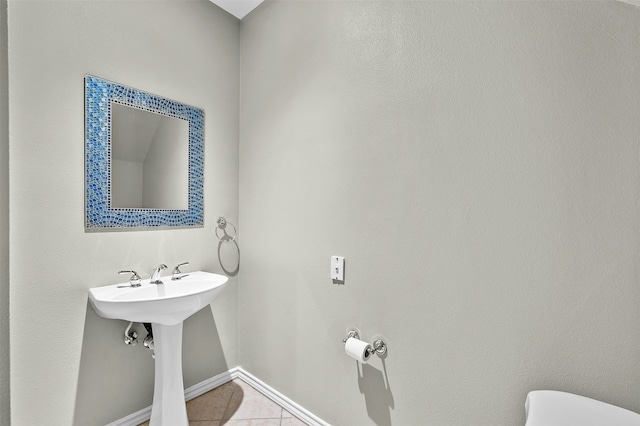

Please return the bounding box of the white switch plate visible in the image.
[331,256,345,281]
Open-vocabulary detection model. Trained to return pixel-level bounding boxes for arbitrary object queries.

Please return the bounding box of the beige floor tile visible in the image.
[221,419,281,426]
[229,378,254,392]
[223,380,283,420]
[140,419,222,426]
[187,381,238,420]
[281,409,309,425]
[138,378,310,426]
[281,417,309,426]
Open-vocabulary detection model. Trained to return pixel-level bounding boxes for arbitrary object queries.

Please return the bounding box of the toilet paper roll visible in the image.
[344,337,372,363]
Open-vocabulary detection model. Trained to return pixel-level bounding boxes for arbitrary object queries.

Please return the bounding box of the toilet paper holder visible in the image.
[342,328,387,357]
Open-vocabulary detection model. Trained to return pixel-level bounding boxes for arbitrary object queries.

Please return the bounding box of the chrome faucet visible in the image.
[150,264,167,284]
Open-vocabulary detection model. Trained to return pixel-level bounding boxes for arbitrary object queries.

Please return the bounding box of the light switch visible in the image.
[331,256,345,281]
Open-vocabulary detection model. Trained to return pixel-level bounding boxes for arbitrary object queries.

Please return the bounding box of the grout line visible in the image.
[220,379,239,421]
[118,368,321,426]
[197,380,306,425]
[219,384,233,422]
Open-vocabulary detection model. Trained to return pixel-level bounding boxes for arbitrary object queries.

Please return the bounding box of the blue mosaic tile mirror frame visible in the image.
[85,75,204,231]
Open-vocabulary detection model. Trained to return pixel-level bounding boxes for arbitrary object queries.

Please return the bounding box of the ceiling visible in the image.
[210,0,264,19]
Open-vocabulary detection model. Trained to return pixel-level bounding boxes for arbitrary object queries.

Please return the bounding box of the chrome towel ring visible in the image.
[216,216,237,243]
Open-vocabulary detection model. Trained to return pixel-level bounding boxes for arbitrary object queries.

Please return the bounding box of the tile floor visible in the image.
[139,379,308,426]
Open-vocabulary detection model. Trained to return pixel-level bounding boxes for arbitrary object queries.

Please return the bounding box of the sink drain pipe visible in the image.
[124,322,137,345]
[123,322,155,357]
[143,323,155,358]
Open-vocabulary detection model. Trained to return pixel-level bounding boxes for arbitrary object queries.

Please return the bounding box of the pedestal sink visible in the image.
[89,271,228,426]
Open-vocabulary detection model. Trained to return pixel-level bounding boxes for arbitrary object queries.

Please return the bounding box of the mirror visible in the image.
[85,75,204,231]
[111,103,189,210]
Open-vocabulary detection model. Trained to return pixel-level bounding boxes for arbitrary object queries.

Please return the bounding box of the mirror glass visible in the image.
[85,75,204,231]
[111,103,189,210]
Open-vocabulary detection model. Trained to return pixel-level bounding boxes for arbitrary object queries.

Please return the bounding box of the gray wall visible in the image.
[6,1,640,425]
[239,1,640,425]
[7,1,239,425]
[0,0,9,424]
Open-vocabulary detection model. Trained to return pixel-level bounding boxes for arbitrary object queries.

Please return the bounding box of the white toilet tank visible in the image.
[525,390,640,426]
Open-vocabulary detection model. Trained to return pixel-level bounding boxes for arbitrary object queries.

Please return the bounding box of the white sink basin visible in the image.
[89,271,228,325]
[88,270,228,426]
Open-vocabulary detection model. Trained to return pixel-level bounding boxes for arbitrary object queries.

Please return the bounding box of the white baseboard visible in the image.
[105,404,151,426]
[234,367,331,426]
[105,366,329,426]
[185,367,238,401]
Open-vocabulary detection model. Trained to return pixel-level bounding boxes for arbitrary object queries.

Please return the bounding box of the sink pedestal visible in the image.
[88,271,229,426]
[149,323,188,426]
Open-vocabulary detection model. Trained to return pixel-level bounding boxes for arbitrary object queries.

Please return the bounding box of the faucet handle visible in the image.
[172,262,189,280]
[118,270,142,287]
